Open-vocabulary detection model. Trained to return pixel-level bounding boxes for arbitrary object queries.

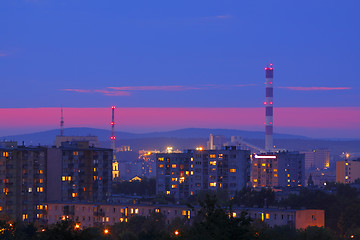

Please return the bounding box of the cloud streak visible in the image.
[278,86,352,91]
[62,84,255,96]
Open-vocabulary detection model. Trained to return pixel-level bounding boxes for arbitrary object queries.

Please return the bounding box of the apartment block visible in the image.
[336,160,360,184]
[0,142,47,222]
[251,151,305,188]
[156,147,251,199]
[57,141,113,203]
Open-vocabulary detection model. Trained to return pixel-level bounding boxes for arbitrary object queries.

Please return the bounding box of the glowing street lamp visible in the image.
[174,230,179,236]
[74,223,80,230]
[104,228,109,234]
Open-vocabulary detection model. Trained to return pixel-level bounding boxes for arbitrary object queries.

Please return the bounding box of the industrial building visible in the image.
[156,147,251,199]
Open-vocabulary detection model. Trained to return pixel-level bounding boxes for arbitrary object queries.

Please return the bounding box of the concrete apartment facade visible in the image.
[156,147,251,199]
[251,151,305,188]
[0,142,47,222]
[336,160,360,184]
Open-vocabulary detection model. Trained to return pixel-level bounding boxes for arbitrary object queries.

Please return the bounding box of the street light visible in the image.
[104,228,109,234]
[174,230,179,236]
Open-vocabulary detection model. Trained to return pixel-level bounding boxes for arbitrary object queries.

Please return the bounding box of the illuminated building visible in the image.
[0,142,47,222]
[251,151,305,188]
[336,160,360,184]
[156,146,251,199]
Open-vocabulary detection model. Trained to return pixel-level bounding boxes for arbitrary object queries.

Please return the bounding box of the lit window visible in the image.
[274,174,278,177]
[39,170,43,174]
[266,213,270,219]
[179,177,185,183]
[182,210,187,216]
[155,209,160,213]
[287,174,290,177]
[172,164,177,168]
[210,161,216,166]
[166,191,170,195]
[135,208,139,214]
[158,157,164,162]
[232,212,236,218]
[171,178,178,181]
[218,154,223,159]
[210,154,216,159]
[171,185,177,188]
[39,179,44,183]
[253,179,258,183]
[262,163,266,167]
[158,164,164,168]
[190,171,193,175]
[273,169,277,172]
[62,176,66,181]
[106,217,109,222]
[230,169,236,173]
[28,188,32,193]
[209,182,216,187]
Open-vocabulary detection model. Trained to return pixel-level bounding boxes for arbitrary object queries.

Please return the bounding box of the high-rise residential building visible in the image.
[51,141,113,203]
[156,147,251,200]
[0,142,47,222]
[302,149,330,170]
[336,160,360,184]
[251,151,305,188]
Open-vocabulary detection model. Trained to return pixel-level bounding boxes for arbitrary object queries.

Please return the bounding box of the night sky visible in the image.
[0,0,359,138]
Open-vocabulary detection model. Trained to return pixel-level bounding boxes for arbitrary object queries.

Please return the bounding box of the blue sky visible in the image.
[0,0,359,109]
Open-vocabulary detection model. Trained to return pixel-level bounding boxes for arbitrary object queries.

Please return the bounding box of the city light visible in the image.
[254,155,277,159]
[104,228,109,234]
[174,230,179,236]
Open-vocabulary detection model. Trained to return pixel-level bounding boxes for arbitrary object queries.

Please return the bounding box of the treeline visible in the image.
[112,178,156,196]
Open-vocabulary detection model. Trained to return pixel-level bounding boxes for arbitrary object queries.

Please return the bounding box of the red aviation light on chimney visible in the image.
[111,122,114,125]
[264,102,267,105]
[111,106,116,109]
[264,67,268,70]
[110,136,116,140]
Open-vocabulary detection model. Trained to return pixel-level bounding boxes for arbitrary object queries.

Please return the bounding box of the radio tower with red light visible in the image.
[110,106,116,154]
[264,64,274,152]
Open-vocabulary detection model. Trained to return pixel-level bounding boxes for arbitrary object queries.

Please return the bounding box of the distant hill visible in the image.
[0,127,308,146]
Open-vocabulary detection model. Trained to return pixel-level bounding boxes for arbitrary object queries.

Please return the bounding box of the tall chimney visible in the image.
[264,64,274,152]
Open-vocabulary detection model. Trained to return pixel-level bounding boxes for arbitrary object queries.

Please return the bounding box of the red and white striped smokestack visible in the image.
[110,106,116,160]
[264,64,274,152]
